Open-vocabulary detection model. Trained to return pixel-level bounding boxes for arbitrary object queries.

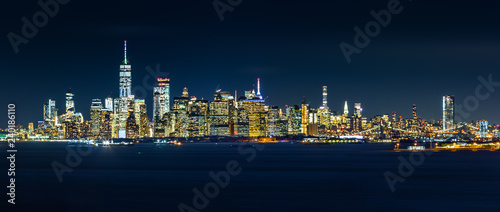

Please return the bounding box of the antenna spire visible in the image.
[124,40,128,64]
[257,78,262,99]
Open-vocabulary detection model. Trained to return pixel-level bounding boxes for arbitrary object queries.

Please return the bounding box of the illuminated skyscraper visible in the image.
[267,106,279,136]
[209,98,230,136]
[105,97,113,111]
[322,86,328,108]
[412,104,417,120]
[101,109,112,140]
[301,98,308,135]
[125,100,139,139]
[134,99,149,138]
[43,99,56,129]
[66,89,74,116]
[478,120,488,138]
[28,123,34,134]
[443,95,455,131]
[343,101,349,116]
[90,99,103,138]
[354,103,362,118]
[188,99,209,137]
[153,78,170,123]
[119,40,132,98]
[287,105,301,135]
[114,41,134,138]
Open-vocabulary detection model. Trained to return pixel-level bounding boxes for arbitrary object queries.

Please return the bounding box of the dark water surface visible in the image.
[1,142,499,212]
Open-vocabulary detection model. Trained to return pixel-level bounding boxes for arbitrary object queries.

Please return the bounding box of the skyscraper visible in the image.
[66,88,74,116]
[119,40,132,98]
[322,86,328,108]
[115,40,134,138]
[90,99,103,138]
[301,97,308,135]
[354,103,362,118]
[343,101,349,116]
[43,99,56,129]
[209,97,230,136]
[153,78,170,123]
[243,98,266,137]
[443,95,455,131]
[134,99,149,138]
[412,104,417,120]
[105,97,114,111]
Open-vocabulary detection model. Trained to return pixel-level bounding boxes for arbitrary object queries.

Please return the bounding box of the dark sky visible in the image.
[2,0,500,128]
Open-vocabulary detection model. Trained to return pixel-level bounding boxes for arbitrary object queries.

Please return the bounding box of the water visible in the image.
[1,142,500,212]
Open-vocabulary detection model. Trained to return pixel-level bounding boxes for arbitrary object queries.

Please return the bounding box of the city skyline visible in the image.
[3,40,500,128]
[6,39,496,141]
[2,1,500,128]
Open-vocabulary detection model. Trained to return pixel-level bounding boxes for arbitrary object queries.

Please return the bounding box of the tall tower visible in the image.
[44,99,56,128]
[90,99,103,138]
[153,78,170,122]
[354,103,362,118]
[119,40,132,97]
[322,86,328,108]
[66,88,74,115]
[343,101,349,116]
[443,95,455,131]
[256,78,262,99]
[412,104,417,120]
[301,97,308,135]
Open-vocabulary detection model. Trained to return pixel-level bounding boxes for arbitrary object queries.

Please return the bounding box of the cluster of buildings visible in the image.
[5,41,500,141]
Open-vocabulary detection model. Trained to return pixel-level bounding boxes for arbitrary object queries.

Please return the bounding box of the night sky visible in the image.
[2,0,500,128]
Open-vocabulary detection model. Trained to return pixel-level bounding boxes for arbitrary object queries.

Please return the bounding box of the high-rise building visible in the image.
[114,40,134,138]
[242,98,266,137]
[101,109,113,140]
[153,78,170,123]
[443,95,455,131]
[187,99,209,137]
[90,99,103,138]
[28,123,34,135]
[134,99,149,138]
[478,120,488,138]
[322,86,328,108]
[105,97,114,111]
[66,89,74,116]
[287,105,301,135]
[43,99,56,129]
[267,106,279,136]
[354,103,362,118]
[412,104,417,120]
[126,100,139,139]
[343,101,349,116]
[301,98,308,135]
[119,40,132,98]
[209,99,230,136]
